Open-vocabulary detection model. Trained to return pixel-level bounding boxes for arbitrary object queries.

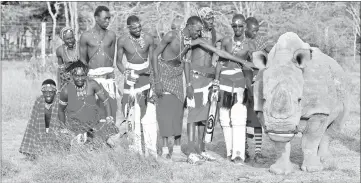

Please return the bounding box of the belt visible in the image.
[139,73,150,77]
[192,70,215,79]
[89,72,115,79]
[160,58,182,67]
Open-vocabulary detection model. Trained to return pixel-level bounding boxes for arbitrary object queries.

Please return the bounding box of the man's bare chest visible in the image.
[124,39,150,55]
[88,35,113,49]
[227,42,251,60]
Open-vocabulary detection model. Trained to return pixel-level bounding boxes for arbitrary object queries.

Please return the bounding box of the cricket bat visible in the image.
[125,70,139,133]
[125,95,136,132]
[203,85,219,143]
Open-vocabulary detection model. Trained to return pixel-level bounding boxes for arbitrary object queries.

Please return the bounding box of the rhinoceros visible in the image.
[251,32,350,175]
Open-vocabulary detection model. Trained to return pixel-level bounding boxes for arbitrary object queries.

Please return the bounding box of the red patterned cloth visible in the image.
[149,60,184,102]
[19,95,62,156]
[254,35,268,51]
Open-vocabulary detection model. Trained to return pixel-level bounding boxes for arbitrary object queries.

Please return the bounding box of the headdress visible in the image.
[41,79,57,92]
[60,27,74,40]
[198,7,214,19]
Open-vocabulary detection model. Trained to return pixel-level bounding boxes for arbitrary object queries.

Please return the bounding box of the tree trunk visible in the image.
[41,22,46,65]
[64,2,69,27]
[184,2,190,24]
[47,2,59,55]
[69,2,74,30]
[354,29,357,63]
[73,2,79,41]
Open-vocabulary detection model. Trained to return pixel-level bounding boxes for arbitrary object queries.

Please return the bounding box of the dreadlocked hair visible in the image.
[65,60,89,73]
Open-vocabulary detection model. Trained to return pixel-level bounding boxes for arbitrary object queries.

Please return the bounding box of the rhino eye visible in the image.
[298,98,301,103]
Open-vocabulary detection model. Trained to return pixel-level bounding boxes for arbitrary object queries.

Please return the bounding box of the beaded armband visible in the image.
[103,98,109,104]
[182,59,191,63]
[183,38,192,47]
[212,79,220,86]
[58,64,66,70]
[59,99,68,106]
[96,88,105,96]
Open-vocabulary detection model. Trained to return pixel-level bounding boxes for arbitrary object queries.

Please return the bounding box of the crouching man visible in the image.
[58,61,119,148]
[19,79,62,160]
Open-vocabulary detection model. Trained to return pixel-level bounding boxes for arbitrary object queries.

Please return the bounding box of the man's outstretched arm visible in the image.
[191,39,255,70]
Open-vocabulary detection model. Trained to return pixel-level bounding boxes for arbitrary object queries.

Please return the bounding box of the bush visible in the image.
[24,55,58,80]
[31,145,172,183]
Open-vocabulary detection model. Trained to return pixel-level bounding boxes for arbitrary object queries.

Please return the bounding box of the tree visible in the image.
[346,3,361,62]
[63,2,69,27]
[47,1,60,53]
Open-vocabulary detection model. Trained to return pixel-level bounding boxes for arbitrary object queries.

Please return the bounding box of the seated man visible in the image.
[58,61,119,147]
[19,79,62,160]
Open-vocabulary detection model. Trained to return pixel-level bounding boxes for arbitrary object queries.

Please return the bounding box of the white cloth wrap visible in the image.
[88,67,117,99]
[187,82,213,108]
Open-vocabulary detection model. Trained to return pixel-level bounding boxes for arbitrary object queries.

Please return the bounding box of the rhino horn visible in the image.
[252,50,268,69]
[292,48,311,69]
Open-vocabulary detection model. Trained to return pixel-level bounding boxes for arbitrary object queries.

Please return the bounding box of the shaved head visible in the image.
[232,14,246,23]
[245,17,259,27]
[231,14,246,37]
[245,17,260,39]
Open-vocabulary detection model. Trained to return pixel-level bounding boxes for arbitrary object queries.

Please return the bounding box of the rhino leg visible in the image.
[269,141,296,175]
[301,114,328,172]
[318,129,333,162]
[319,101,349,162]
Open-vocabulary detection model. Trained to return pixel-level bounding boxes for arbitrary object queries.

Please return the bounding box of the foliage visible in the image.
[1,159,19,178]
[24,56,58,80]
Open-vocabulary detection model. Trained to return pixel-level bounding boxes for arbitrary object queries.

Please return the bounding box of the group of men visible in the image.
[20,6,273,165]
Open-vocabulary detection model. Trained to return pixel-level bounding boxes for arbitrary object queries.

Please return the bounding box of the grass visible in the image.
[1,56,360,183]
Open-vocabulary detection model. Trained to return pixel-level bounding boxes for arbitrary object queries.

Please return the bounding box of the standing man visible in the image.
[79,5,118,123]
[185,8,256,163]
[152,15,253,163]
[244,17,272,163]
[56,27,79,90]
[215,14,257,164]
[151,16,201,162]
[116,15,157,157]
[185,7,224,162]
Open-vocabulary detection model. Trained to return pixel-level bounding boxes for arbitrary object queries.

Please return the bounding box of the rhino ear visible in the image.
[252,51,268,69]
[293,48,311,69]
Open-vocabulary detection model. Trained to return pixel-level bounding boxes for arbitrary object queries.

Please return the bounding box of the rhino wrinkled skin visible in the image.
[252,32,350,175]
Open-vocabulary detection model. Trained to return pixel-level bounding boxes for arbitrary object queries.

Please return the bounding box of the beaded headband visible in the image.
[198,7,214,19]
[72,67,88,74]
[41,84,57,92]
[127,22,141,29]
[231,19,245,26]
[60,27,74,40]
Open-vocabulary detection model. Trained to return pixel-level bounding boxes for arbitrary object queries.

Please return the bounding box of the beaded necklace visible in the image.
[128,32,145,49]
[231,34,246,56]
[75,81,87,101]
[64,44,78,61]
[128,32,148,62]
